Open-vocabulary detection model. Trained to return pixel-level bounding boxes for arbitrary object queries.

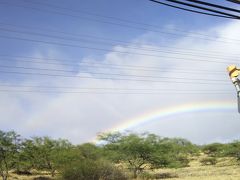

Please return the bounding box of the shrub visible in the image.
[154,172,178,179]
[13,170,32,175]
[200,157,217,166]
[202,143,224,157]
[138,172,155,180]
[170,155,190,168]
[61,159,127,180]
[33,177,52,180]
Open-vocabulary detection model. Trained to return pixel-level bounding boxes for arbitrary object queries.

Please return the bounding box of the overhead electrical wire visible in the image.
[227,0,240,4]
[0,1,205,37]
[1,0,240,44]
[0,55,225,73]
[0,89,230,95]
[149,0,240,19]
[18,0,240,42]
[0,65,228,82]
[0,70,229,85]
[21,0,240,25]
[0,84,229,92]
[0,27,230,60]
[0,1,235,95]
[0,27,239,61]
[0,35,236,65]
[165,0,240,18]
[149,0,237,19]
[1,23,240,60]
[184,0,240,13]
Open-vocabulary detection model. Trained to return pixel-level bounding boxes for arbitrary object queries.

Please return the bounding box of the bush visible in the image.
[154,172,178,179]
[200,157,217,166]
[33,177,52,180]
[202,143,224,157]
[138,172,155,180]
[13,170,32,175]
[61,159,127,180]
[138,172,179,180]
[170,155,190,168]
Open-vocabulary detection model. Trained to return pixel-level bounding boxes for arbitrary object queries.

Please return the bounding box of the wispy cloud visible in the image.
[1,21,240,144]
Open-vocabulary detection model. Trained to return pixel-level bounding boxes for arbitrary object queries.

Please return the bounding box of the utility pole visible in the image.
[227,65,240,113]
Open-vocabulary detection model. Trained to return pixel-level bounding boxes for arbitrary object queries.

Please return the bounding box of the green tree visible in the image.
[58,142,126,180]
[100,132,194,178]
[0,130,21,180]
[202,143,225,157]
[150,138,192,169]
[224,141,240,162]
[100,132,165,178]
[62,158,127,180]
[22,137,72,177]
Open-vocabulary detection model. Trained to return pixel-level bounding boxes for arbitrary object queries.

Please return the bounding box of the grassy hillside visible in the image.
[152,156,240,180]
[7,156,240,180]
[2,131,240,180]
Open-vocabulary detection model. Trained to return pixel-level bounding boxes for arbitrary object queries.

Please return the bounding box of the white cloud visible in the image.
[1,21,240,144]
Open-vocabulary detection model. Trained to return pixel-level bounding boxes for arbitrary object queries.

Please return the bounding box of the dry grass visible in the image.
[8,170,55,180]
[7,156,240,180]
[153,156,240,180]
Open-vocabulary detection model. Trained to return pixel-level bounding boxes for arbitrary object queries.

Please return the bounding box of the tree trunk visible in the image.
[50,169,55,177]
[133,169,137,179]
[2,174,8,180]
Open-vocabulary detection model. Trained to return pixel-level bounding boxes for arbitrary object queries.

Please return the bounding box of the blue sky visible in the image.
[0,0,240,144]
[0,0,234,57]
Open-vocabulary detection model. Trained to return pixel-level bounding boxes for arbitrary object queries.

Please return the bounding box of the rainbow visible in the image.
[108,100,236,133]
[92,100,237,143]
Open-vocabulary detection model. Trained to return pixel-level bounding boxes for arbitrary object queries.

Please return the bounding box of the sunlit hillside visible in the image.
[7,156,240,180]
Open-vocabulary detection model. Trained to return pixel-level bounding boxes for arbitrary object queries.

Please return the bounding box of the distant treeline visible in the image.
[0,130,240,180]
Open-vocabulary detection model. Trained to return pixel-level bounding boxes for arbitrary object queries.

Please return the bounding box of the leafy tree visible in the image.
[77,143,102,160]
[202,143,225,157]
[150,138,192,169]
[0,130,21,180]
[100,132,194,178]
[100,132,175,178]
[21,137,72,177]
[200,157,217,166]
[62,158,127,180]
[58,142,126,180]
[224,141,240,162]
[100,133,151,178]
[55,143,100,174]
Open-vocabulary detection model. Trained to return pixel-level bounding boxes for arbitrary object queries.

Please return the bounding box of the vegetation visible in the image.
[1,130,240,180]
[200,157,217,166]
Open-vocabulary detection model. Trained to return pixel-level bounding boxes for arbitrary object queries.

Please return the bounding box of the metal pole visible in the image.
[227,65,240,113]
[232,77,240,113]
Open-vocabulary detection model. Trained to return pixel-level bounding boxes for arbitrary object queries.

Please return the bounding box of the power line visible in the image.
[0,55,224,73]
[0,84,229,91]
[0,27,239,61]
[0,89,230,95]
[1,0,240,44]
[19,0,240,42]
[0,22,240,56]
[0,70,229,85]
[227,0,240,4]
[0,65,228,82]
[149,0,238,19]
[151,0,240,19]
[184,0,240,13]
[0,35,235,65]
